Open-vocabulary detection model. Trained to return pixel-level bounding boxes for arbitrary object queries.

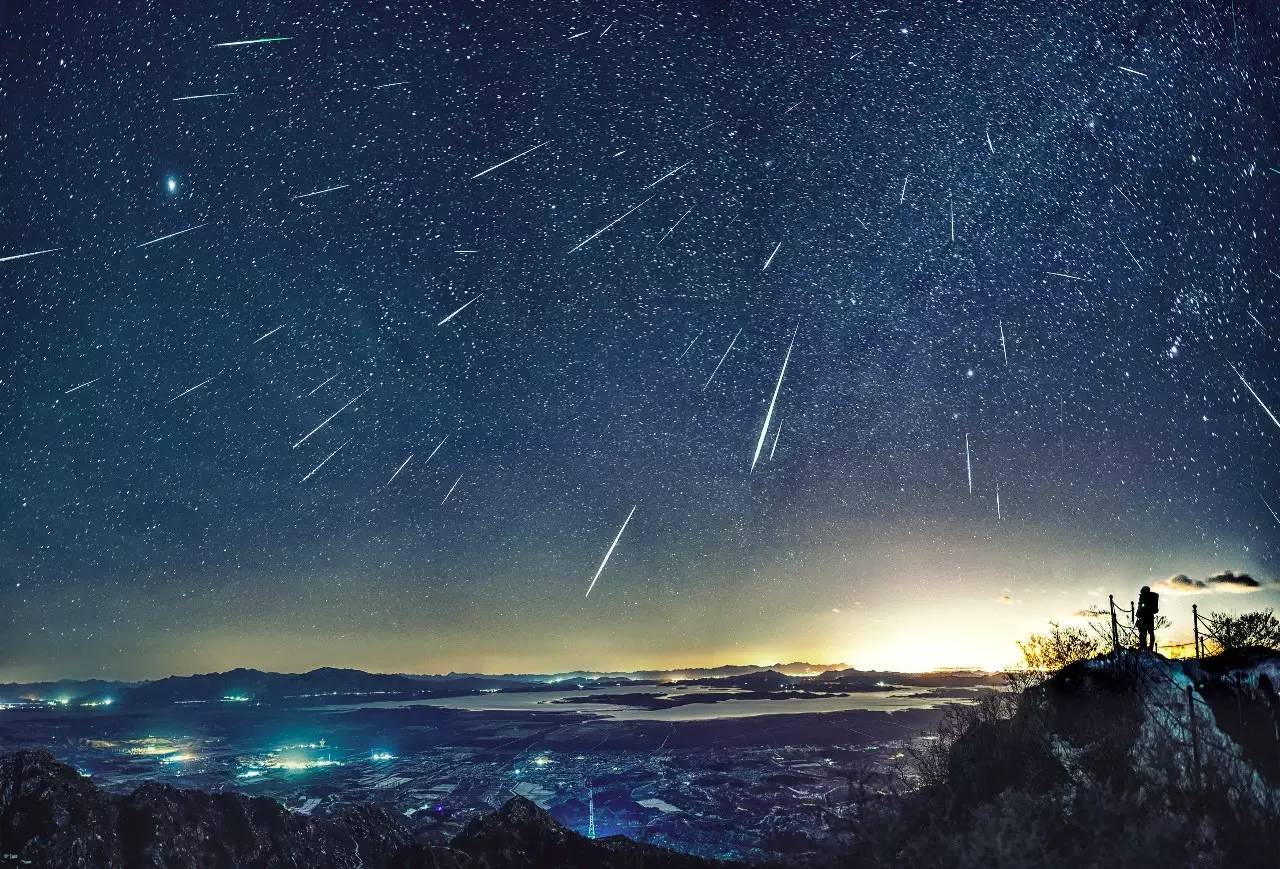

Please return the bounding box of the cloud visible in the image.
[1160,571,1275,595]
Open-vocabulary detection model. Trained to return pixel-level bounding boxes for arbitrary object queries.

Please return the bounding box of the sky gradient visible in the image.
[2,1,1278,682]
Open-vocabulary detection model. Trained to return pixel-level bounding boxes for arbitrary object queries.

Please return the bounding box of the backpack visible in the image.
[1143,590,1159,615]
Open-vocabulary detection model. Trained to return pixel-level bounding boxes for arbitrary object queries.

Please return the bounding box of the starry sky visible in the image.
[2,1,1278,682]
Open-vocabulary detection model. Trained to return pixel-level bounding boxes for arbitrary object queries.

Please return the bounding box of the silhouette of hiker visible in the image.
[1136,585,1159,651]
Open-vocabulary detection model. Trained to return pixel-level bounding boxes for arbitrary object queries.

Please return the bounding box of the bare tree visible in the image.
[1202,609,1280,653]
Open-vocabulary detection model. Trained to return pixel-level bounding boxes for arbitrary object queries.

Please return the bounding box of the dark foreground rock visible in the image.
[0,750,727,868]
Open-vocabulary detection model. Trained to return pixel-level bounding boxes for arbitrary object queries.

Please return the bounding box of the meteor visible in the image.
[1228,361,1280,432]
[172,92,237,101]
[1119,240,1144,272]
[996,483,1002,519]
[470,141,549,180]
[137,223,208,248]
[425,434,450,463]
[213,37,292,47]
[292,184,349,200]
[168,375,215,403]
[677,330,704,361]
[769,425,781,461]
[644,160,692,190]
[307,373,339,396]
[998,321,1008,366]
[1118,66,1148,77]
[751,325,799,471]
[437,294,482,326]
[385,454,413,487]
[292,388,370,449]
[301,439,351,483]
[656,206,694,247]
[703,329,742,390]
[1261,492,1280,527]
[585,505,637,598]
[762,241,782,271]
[0,247,60,263]
[568,196,654,253]
[252,323,288,344]
[1045,271,1089,281]
[965,433,973,494]
[64,378,100,394]
[441,474,463,505]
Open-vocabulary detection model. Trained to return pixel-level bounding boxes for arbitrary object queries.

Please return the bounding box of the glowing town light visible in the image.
[370,751,396,761]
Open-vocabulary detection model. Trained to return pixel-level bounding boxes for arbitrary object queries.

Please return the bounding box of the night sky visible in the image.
[2,1,1278,682]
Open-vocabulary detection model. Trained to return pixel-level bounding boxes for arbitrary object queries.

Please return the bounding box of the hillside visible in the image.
[0,750,727,868]
[833,648,1280,868]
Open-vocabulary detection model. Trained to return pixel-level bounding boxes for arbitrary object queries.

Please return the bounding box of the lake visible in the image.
[316,683,967,721]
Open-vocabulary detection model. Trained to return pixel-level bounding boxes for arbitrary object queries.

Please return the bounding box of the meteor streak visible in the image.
[762,241,782,271]
[168,376,215,403]
[1045,271,1089,281]
[292,184,349,200]
[301,439,351,483]
[965,433,973,494]
[1119,240,1144,272]
[385,454,413,487]
[292,388,370,449]
[568,196,654,253]
[585,505,637,598]
[677,330,703,361]
[1118,66,1148,77]
[1260,492,1280,527]
[64,378,100,394]
[137,223,208,248]
[425,434,450,463]
[656,206,694,246]
[769,425,781,461]
[0,247,60,263]
[441,474,463,505]
[751,325,799,471]
[703,329,742,390]
[1228,361,1280,432]
[437,294,482,326]
[644,160,692,189]
[252,323,288,344]
[998,321,1008,366]
[470,141,549,180]
[214,37,292,47]
[307,373,339,396]
[172,92,237,101]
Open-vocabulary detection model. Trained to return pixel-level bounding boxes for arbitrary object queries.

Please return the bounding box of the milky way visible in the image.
[1,1,1277,680]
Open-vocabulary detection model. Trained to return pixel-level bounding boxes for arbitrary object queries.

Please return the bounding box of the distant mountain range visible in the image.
[0,661,1002,709]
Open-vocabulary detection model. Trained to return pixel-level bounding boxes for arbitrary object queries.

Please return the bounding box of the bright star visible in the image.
[166,177,178,193]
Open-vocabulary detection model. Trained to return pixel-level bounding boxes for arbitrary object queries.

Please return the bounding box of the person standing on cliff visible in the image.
[1136,586,1159,652]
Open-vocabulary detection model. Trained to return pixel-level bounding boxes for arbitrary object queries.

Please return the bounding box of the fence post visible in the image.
[1109,594,1121,656]
[1192,604,1201,661]
[1186,685,1202,796]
